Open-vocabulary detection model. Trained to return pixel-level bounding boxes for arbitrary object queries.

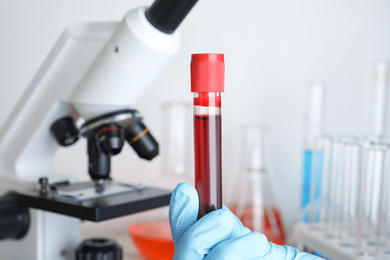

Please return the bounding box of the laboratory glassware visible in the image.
[375,140,390,259]
[301,82,324,223]
[323,135,353,240]
[306,135,331,257]
[191,53,224,219]
[337,137,360,249]
[357,137,389,258]
[155,101,194,187]
[230,125,285,245]
[129,221,174,260]
[309,135,331,228]
[371,61,389,136]
[129,102,193,260]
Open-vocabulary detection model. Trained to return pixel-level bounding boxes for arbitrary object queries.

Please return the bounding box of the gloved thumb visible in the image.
[169,183,199,246]
[173,208,251,259]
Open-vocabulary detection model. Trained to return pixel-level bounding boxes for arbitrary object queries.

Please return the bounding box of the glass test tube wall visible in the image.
[357,137,390,259]
[301,82,324,223]
[191,53,225,219]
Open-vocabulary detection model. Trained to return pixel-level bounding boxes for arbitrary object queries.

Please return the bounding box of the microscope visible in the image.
[0,0,197,259]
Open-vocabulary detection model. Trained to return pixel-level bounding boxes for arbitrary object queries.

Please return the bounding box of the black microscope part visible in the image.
[50,116,79,146]
[146,0,199,34]
[0,192,30,240]
[95,124,125,156]
[125,121,159,160]
[17,185,171,222]
[76,238,122,260]
[88,139,111,180]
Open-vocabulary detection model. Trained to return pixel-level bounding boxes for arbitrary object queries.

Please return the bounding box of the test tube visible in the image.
[338,137,360,249]
[375,141,390,259]
[160,102,193,181]
[301,82,324,223]
[357,137,389,257]
[309,135,331,229]
[191,53,224,219]
[371,61,389,136]
[324,136,344,239]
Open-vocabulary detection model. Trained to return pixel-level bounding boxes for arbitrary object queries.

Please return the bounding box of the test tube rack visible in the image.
[293,222,356,260]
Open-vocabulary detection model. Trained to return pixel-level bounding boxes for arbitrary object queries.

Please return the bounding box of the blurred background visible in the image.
[1,0,390,246]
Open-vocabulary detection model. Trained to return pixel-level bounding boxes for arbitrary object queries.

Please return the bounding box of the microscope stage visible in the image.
[16,182,171,222]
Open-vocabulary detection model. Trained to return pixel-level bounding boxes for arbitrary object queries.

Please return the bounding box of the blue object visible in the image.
[301,150,324,223]
[301,150,325,257]
[313,151,323,223]
[301,150,313,223]
[169,183,324,259]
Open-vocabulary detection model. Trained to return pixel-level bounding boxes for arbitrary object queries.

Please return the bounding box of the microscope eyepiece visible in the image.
[146,0,198,34]
[50,117,79,146]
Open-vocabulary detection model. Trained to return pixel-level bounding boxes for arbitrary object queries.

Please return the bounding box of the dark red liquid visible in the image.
[194,114,222,219]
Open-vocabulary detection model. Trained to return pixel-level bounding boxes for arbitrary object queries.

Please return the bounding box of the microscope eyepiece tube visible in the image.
[146,0,198,34]
[69,7,180,120]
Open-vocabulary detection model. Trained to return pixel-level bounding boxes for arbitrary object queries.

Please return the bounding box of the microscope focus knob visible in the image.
[76,238,122,260]
[0,192,30,240]
[50,116,79,146]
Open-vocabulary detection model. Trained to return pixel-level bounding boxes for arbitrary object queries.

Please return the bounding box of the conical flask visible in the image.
[228,125,286,245]
[129,102,193,260]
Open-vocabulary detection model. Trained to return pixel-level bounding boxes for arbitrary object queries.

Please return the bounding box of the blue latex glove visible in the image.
[169,183,324,260]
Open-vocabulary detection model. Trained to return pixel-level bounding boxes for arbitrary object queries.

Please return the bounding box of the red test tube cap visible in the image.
[191,53,225,93]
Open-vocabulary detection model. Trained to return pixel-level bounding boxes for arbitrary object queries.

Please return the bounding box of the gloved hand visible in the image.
[169,183,324,260]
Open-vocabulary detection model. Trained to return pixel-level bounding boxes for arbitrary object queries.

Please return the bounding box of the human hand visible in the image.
[169,183,323,260]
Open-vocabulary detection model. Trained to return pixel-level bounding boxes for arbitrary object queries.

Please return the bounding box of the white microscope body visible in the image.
[0,0,196,258]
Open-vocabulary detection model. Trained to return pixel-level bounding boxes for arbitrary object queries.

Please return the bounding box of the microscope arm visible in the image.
[0,0,198,185]
[0,23,117,184]
[0,1,198,258]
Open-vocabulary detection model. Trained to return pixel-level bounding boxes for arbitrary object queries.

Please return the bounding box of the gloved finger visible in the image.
[205,231,269,260]
[173,208,251,259]
[206,233,323,260]
[222,206,252,239]
[169,183,199,246]
[260,242,324,260]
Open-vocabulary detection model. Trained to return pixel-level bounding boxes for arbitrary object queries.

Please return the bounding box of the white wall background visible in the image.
[1,0,390,239]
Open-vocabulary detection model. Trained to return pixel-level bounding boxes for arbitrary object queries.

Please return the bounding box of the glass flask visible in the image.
[228,125,286,245]
[129,102,193,260]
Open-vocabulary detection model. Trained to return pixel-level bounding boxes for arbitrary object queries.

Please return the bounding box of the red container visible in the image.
[129,220,174,260]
